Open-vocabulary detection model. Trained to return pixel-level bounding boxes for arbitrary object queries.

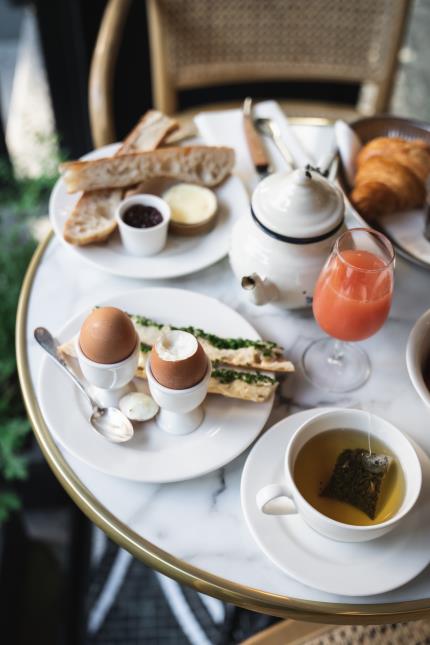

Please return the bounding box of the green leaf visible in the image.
[0,418,30,480]
[0,490,21,523]
[0,150,62,504]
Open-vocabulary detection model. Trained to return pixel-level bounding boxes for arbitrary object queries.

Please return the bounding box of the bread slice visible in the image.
[58,337,277,403]
[119,110,179,154]
[130,314,294,373]
[135,359,278,402]
[63,189,123,244]
[63,110,178,245]
[60,146,235,193]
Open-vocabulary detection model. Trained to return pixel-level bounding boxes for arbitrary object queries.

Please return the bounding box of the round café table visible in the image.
[16,120,430,625]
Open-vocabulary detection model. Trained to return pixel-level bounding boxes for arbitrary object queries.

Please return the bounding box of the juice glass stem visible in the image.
[302,337,371,393]
[327,340,344,365]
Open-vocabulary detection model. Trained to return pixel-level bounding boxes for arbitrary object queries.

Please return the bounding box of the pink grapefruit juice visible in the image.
[313,249,393,341]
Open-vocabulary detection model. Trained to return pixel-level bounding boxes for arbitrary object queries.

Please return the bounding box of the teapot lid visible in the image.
[251,168,344,241]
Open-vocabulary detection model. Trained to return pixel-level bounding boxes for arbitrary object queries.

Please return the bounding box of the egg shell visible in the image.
[150,341,208,390]
[79,306,137,364]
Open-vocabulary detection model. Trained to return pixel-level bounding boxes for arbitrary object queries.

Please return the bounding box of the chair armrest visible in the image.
[88,0,132,148]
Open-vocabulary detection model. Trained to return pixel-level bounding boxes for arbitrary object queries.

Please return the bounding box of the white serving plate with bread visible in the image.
[37,288,275,482]
[50,142,249,279]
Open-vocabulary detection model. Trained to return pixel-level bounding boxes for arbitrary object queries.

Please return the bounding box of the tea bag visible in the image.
[321,449,392,519]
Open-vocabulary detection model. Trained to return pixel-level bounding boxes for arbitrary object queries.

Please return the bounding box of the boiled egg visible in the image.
[150,329,208,390]
[79,306,137,364]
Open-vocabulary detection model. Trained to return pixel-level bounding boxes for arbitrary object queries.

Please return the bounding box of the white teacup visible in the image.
[256,408,422,542]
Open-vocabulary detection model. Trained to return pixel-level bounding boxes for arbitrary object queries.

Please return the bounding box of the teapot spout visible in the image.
[241,273,279,306]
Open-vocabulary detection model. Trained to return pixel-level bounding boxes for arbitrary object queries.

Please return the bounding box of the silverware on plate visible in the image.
[243,98,271,180]
[34,327,134,443]
[254,115,295,169]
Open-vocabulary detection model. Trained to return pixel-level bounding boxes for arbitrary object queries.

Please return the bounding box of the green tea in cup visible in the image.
[293,428,405,526]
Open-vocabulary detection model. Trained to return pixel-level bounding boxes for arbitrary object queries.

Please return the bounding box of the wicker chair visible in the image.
[89,0,410,147]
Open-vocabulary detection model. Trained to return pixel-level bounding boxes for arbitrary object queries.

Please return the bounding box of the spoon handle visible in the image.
[34,327,95,409]
[272,131,295,169]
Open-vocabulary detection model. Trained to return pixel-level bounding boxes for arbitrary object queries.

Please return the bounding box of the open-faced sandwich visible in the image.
[59,311,293,403]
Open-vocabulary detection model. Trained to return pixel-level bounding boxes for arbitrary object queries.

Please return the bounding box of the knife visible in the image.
[243,97,271,180]
[424,178,430,242]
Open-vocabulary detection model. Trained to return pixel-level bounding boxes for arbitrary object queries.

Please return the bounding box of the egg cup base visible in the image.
[156,405,204,435]
[88,382,136,409]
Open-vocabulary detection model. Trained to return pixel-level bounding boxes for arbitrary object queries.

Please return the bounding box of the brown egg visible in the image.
[150,330,208,390]
[79,307,137,364]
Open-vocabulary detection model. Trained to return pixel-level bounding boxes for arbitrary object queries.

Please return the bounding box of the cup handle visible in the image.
[256,484,298,515]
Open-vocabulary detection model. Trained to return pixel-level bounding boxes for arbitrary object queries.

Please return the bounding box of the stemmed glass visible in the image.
[302,228,395,392]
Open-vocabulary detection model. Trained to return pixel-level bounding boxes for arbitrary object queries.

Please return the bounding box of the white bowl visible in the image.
[116,194,171,256]
[406,308,430,408]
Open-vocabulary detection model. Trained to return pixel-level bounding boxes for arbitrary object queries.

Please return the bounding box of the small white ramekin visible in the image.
[76,335,139,390]
[116,194,171,256]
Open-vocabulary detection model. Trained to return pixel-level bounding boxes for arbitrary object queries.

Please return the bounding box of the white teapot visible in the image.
[229,168,345,308]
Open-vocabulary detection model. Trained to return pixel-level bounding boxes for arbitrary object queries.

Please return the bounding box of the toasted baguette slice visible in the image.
[64,189,122,245]
[58,338,279,402]
[134,353,277,402]
[207,374,277,402]
[59,316,294,373]
[119,110,178,154]
[63,110,178,245]
[130,315,294,373]
[60,146,235,193]
[163,121,197,145]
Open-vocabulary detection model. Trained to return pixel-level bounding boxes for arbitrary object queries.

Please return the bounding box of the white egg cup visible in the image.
[76,338,139,407]
[116,194,171,257]
[146,357,212,435]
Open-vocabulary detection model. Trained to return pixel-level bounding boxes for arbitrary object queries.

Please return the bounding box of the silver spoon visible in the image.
[254,117,295,169]
[34,327,134,443]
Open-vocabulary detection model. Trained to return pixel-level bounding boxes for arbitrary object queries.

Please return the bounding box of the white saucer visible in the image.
[38,288,274,482]
[50,144,249,279]
[241,408,430,597]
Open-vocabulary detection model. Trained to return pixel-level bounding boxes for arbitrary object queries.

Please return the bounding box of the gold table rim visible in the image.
[15,121,430,624]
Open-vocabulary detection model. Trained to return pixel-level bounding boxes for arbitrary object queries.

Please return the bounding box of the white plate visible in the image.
[50,144,249,279]
[241,408,430,597]
[378,208,430,269]
[38,288,273,482]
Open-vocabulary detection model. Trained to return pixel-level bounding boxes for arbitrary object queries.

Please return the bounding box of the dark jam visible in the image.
[122,205,163,229]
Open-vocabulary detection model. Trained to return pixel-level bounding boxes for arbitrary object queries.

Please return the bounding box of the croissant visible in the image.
[351,137,430,219]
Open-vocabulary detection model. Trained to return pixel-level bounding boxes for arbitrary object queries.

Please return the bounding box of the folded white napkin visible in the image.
[194,101,317,190]
[334,120,362,187]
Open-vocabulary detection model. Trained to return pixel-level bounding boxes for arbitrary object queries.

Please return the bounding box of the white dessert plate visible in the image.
[241,408,430,597]
[37,288,274,482]
[50,144,249,279]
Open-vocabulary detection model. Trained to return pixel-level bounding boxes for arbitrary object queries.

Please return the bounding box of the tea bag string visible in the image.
[368,411,372,456]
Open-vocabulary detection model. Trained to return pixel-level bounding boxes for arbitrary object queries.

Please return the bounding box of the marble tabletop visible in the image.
[23,124,430,610]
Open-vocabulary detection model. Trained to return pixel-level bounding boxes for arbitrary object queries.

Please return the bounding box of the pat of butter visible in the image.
[163,183,217,224]
[156,330,198,361]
